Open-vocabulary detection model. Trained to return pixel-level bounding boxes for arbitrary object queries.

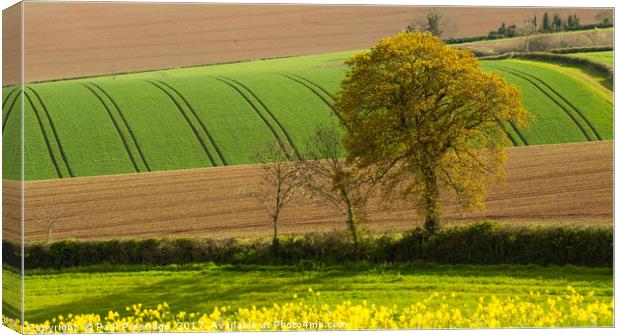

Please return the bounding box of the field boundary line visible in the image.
[212,76,300,159]
[498,64,602,141]
[156,80,227,166]
[2,90,21,133]
[146,80,217,167]
[23,91,63,178]
[279,73,347,128]
[81,83,141,173]
[26,87,74,177]
[89,83,152,172]
[487,64,592,142]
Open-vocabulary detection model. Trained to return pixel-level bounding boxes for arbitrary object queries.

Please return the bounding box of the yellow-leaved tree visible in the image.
[334,32,530,233]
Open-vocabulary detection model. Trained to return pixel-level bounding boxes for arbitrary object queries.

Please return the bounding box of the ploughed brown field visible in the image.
[3,2,609,83]
[2,141,612,242]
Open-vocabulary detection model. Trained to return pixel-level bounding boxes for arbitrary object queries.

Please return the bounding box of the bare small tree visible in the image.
[406,9,443,37]
[445,16,458,40]
[297,124,371,255]
[521,17,538,52]
[45,215,60,243]
[42,193,63,243]
[253,141,301,251]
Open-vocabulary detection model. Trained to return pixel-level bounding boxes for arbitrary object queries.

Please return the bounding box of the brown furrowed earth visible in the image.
[2,141,612,243]
[3,2,610,84]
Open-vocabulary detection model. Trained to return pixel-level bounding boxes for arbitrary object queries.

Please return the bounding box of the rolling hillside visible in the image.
[2,50,613,180]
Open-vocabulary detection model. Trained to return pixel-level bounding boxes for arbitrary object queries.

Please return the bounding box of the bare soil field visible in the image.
[3,2,610,83]
[2,141,612,242]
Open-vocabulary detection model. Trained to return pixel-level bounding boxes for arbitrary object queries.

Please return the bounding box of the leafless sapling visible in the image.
[254,141,301,251]
[297,124,372,255]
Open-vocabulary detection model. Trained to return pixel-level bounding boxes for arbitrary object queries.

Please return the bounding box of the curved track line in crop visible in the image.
[498,65,602,141]
[508,121,528,145]
[495,119,519,146]
[156,80,227,166]
[279,73,346,126]
[23,91,62,178]
[212,76,300,159]
[484,68,534,144]
[488,64,593,142]
[2,90,21,133]
[81,83,140,172]
[89,83,151,172]
[216,76,301,158]
[288,73,335,100]
[146,80,217,166]
[26,87,74,177]
[2,87,18,108]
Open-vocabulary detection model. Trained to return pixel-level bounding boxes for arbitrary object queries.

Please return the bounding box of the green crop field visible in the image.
[2,263,612,323]
[482,59,613,145]
[2,49,613,180]
[2,86,22,179]
[567,51,614,65]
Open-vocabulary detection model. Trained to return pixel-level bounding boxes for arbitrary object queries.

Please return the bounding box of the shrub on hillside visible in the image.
[2,223,612,269]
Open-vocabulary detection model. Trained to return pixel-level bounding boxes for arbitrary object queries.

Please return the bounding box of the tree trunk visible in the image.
[272,215,280,255]
[346,211,359,259]
[342,189,360,259]
[273,215,278,240]
[422,164,440,233]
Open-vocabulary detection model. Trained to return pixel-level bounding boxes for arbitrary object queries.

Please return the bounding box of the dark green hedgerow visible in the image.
[548,45,613,54]
[2,222,612,269]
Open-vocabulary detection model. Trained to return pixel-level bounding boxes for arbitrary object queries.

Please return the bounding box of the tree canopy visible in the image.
[334,32,530,232]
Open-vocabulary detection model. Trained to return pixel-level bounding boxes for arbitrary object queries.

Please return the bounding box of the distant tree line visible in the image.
[485,12,597,40]
[437,11,613,45]
[525,12,580,34]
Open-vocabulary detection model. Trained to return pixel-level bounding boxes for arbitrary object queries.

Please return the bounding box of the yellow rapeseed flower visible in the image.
[1,289,613,333]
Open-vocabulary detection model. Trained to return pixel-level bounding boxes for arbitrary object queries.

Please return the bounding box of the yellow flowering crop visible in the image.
[3,288,612,333]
